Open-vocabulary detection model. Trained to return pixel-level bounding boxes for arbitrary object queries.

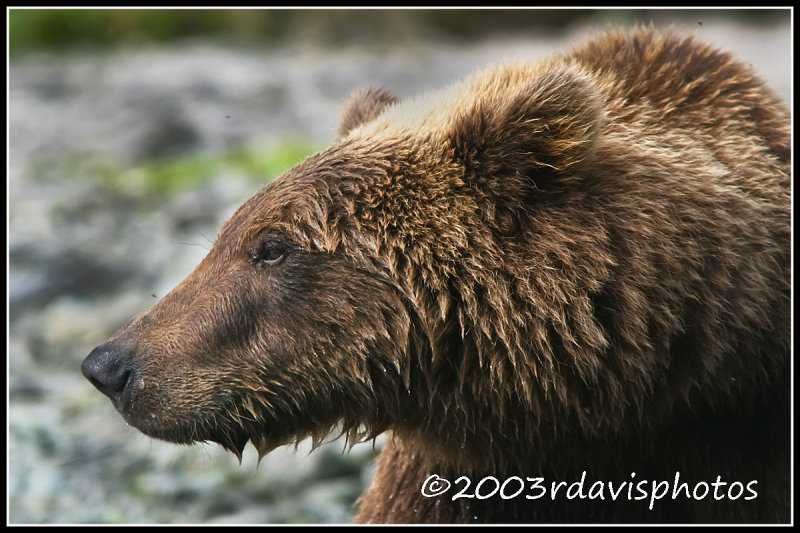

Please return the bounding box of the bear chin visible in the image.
[125,404,361,462]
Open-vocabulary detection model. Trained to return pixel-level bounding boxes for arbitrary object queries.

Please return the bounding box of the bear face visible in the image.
[81,64,612,467]
[82,27,789,523]
[82,152,417,457]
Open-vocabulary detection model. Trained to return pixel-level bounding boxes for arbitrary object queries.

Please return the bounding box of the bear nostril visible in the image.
[81,343,134,406]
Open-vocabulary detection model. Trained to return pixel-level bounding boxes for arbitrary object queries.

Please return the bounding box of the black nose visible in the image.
[81,343,134,409]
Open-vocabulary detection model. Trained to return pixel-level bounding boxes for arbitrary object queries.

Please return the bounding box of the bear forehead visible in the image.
[214,142,399,253]
[214,158,331,253]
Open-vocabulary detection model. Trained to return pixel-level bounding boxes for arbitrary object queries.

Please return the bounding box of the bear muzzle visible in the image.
[81,339,254,454]
[81,342,136,416]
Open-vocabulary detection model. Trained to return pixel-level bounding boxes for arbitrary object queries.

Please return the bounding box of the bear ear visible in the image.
[449,65,604,189]
[338,87,400,138]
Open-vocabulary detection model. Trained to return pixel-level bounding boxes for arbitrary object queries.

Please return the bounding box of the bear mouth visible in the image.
[120,403,253,459]
[118,384,367,461]
[148,419,251,459]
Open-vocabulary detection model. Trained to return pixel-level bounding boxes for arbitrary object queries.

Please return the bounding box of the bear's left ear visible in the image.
[338,87,400,138]
[449,65,604,188]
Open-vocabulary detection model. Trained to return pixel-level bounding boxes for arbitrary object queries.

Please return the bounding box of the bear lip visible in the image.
[121,403,252,459]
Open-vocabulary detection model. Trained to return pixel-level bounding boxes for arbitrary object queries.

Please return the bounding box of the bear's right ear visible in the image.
[449,64,604,189]
[338,87,400,138]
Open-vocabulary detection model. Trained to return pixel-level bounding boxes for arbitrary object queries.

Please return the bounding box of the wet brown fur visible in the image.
[89,28,790,523]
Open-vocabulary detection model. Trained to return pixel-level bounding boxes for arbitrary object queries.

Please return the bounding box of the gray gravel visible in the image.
[8,15,790,525]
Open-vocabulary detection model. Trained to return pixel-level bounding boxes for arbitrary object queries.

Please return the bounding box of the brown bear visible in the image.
[81,27,790,523]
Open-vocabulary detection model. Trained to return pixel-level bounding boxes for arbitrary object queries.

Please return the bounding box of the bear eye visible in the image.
[250,239,288,267]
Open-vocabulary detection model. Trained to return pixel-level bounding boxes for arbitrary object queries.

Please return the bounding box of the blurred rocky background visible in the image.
[8,8,791,525]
